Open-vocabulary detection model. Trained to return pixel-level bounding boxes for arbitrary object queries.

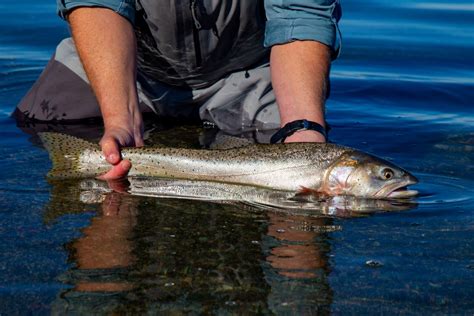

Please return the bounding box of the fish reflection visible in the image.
[46,178,415,314]
[79,177,418,217]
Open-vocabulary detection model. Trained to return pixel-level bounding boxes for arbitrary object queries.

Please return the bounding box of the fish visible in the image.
[39,132,418,199]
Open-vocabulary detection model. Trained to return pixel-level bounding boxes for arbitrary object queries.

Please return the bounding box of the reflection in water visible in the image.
[45,179,416,313]
[264,213,333,314]
[73,192,137,292]
[47,184,330,313]
[51,192,137,313]
[123,198,272,314]
[79,177,418,217]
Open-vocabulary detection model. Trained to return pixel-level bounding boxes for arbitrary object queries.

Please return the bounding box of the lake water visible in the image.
[1,0,473,314]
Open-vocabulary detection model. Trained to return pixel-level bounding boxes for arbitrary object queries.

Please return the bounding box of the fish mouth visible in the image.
[379,175,419,199]
[386,186,418,199]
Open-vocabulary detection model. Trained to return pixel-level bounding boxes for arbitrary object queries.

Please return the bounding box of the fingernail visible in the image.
[107,154,118,162]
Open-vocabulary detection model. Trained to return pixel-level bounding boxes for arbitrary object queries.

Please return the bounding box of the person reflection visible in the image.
[48,180,139,314]
[267,213,331,278]
[264,212,333,313]
[72,190,137,293]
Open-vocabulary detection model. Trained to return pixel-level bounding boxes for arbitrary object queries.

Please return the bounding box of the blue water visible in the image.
[1,0,473,313]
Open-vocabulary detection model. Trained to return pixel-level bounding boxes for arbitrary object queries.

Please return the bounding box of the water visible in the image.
[1,0,473,313]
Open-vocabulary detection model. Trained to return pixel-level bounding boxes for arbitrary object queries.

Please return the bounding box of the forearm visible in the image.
[69,7,142,179]
[69,7,139,131]
[270,40,331,142]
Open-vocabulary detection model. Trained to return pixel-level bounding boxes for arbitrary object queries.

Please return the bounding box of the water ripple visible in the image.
[412,173,474,205]
[332,70,474,85]
[400,2,474,12]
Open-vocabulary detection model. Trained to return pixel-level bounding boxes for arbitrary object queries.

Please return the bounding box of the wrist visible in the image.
[271,119,327,143]
[284,129,326,143]
[102,112,133,129]
[101,99,140,127]
[280,112,325,128]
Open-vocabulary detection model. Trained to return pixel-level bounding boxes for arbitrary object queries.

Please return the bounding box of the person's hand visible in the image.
[98,115,144,180]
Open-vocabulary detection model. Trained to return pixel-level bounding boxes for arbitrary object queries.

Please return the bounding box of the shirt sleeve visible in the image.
[264,0,342,58]
[56,0,136,24]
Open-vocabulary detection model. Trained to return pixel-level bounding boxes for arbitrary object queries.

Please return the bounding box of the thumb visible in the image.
[100,136,121,165]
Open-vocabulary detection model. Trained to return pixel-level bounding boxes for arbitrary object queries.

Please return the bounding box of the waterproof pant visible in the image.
[16,38,280,133]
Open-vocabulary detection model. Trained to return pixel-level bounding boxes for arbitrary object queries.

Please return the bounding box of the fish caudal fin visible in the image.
[38,132,100,179]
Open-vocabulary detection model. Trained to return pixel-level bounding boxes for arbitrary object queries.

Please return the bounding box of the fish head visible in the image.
[324,151,418,199]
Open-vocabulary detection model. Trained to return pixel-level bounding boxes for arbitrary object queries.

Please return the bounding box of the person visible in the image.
[14,0,341,180]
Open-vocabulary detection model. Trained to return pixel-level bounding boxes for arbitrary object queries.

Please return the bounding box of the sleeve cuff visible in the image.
[264,18,340,57]
[57,0,135,24]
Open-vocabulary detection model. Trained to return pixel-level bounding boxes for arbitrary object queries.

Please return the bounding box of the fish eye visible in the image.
[381,168,394,180]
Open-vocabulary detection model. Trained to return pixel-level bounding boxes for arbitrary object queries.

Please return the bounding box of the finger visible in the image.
[135,136,145,147]
[101,137,122,164]
[134,126,145,147]
[97,159,132,180]
[102,192,121,216]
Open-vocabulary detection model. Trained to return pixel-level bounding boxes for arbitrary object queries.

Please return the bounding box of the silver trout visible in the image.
[39,132,418,199]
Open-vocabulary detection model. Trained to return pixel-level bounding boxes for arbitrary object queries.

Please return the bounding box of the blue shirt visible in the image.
[56,0,341,87]
[57,0,341,54]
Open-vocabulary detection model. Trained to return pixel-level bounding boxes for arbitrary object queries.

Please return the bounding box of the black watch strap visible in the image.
[270,119,328,144]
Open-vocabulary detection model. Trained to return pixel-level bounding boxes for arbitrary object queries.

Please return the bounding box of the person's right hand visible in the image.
[98,117,144,180]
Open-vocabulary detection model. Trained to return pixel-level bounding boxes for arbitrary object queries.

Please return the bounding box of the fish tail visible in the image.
[38,132,99,178]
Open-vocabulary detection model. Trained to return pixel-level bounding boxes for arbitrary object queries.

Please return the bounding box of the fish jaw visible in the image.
[387,188,419,199]
[377,175,419,199]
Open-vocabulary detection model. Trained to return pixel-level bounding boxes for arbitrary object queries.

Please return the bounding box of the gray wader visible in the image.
[16,38,279,133]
